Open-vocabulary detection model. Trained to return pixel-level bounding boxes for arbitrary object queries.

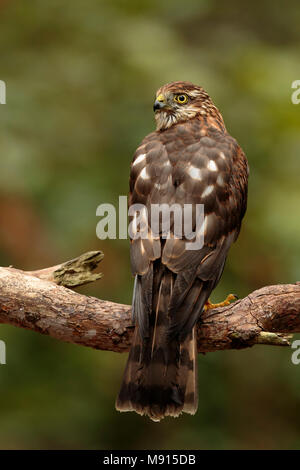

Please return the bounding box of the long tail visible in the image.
[115,270,198,422]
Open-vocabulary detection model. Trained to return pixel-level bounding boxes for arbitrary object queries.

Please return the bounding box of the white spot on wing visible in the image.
[139,167,149,179]
[188,166,202,180]
[202,185,214,197]
[219,152,226,160]
[133,153,146,166]
[207,160,218,171]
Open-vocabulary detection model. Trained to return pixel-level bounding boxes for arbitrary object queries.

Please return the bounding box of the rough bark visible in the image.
[0,252,299,353]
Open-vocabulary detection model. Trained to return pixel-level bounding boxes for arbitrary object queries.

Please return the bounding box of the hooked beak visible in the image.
[153,94,166,112]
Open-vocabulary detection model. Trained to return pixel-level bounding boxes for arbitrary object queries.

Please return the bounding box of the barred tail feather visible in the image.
[116,271,198,421]
[181,326,198,414]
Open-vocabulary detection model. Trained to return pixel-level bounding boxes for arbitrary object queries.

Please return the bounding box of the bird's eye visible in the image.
[174,94,188,104]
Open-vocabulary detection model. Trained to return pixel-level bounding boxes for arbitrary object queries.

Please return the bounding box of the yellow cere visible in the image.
[156,94,165,103]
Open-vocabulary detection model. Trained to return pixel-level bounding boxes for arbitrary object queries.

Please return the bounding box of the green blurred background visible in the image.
[0,0,299,450]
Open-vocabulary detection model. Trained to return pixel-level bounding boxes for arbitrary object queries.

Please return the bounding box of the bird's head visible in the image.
[153,81,221,131]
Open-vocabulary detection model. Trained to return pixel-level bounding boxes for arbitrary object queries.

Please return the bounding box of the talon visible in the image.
[204,293,237,311]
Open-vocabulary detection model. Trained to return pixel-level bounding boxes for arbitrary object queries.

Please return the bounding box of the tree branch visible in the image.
[0,251,299,353]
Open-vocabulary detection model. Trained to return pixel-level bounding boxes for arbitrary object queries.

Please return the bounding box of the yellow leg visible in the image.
[204,294,237,311]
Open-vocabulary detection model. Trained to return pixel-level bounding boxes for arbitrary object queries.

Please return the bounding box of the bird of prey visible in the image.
[116,81,249,421]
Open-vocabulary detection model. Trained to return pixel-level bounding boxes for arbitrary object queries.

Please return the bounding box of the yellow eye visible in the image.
[174,94,188,104]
